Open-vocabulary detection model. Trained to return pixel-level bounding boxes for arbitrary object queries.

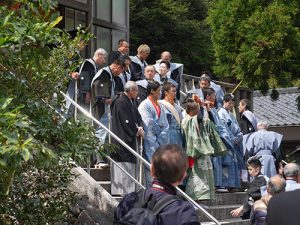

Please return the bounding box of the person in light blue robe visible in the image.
[218,93,245,173]
[159,82,183,147]
[138,81,169,187]
[203,88,240,189]
[187,74,224,110]
[243,121,283,178]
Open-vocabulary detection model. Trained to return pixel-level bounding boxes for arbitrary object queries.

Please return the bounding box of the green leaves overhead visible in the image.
[130,0,213,74]
[207,0,300,90]
[0,1,104,223]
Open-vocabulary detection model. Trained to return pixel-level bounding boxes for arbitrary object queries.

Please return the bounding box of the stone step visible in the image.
[201,218,250,225]
[84,166,110,181]
[97,181,111,193]
[209,192,247,206]
[199,204,241,221]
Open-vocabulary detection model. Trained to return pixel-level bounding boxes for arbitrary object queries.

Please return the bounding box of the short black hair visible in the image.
[160,60,171,69]
[200,74,211,83]
[118,39,128,47]
[247,157,262,169]
[161,82,176,99]
[146,81,161,96]
[202,87,215,99]
[185,98,198,115]
[223,93,235,102]
[113,55,131,68]
[152,144,188,183]
[240,99,251,110]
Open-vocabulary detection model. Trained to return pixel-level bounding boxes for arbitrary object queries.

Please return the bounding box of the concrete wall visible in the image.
[69,167,118,225]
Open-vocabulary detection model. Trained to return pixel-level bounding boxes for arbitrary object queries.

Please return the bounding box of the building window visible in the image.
[65,8,75,31]
[64,7,87,31]
[75,10,86,28]
[112,30,126,50]
[96,26,112,54]
[112,0,126,26]
[95,0,111,22]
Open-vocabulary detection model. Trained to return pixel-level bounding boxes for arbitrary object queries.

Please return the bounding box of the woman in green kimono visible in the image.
[182,98,226,201]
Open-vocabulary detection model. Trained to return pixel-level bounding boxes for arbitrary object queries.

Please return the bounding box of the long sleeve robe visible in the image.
[138,98,169,162]
[243,130,283,177]
[218,107,245,170]
[158,100,184,147]
[209,108,241,188]
[181,115,215,200]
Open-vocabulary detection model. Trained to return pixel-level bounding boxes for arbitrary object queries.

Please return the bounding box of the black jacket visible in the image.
[114,180,200,225]
[267,189,300,225]
[110,93,143,162]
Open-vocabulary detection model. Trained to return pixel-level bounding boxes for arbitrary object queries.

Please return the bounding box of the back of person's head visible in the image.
[284,163,300,178]
[223,93,235,102]
[151,144,188,184]
[146,81,160,96]
[267,175,286,195]
[257,121,269,130]
[185,98,198,115]
[247,156,262,169]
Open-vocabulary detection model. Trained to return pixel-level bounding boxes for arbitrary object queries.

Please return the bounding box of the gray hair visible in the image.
[267,175,286,195]
[124,81,137,93]
[94,48,108,57]
[257,121,269,130]
[284,163,300,177]
[200,74,211,83]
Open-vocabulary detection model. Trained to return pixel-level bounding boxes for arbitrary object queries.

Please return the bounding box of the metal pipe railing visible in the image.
[104,154,145,189]
[60,91,220,225]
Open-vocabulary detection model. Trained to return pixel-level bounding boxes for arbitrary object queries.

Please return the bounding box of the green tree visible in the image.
[0,0,103,223]
[130,0,213,74]
[207,0,300,92]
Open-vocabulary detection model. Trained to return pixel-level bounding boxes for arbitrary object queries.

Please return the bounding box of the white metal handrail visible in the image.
[60,91,220,225]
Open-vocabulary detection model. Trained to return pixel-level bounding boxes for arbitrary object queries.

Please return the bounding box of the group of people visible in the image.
[231,158,300,225]
[64,39,300,224]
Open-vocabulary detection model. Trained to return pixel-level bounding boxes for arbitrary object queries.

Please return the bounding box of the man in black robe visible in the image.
[91,55,131,144]
[108,39,131,93]
[108,39,129,64]
[110,81,144,195]
[78,48,107,109]
[238,99,258,135]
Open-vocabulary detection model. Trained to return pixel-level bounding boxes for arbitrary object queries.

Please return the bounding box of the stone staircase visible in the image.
[87,166,250,225]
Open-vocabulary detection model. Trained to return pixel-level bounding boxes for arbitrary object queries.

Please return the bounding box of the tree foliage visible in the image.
[130,0,213,74]
[0,0,103,223]
[207,0,300,92]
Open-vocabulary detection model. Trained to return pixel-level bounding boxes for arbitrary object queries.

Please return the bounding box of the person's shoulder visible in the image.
[164,198,200,225]
[273,189,300,201]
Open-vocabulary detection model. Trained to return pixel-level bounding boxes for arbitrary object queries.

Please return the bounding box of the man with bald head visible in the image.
[267,174,300,225]
[250,175,286,225]
[155,51,183,100]
[283,163,300,191]
[135,65,156,106]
